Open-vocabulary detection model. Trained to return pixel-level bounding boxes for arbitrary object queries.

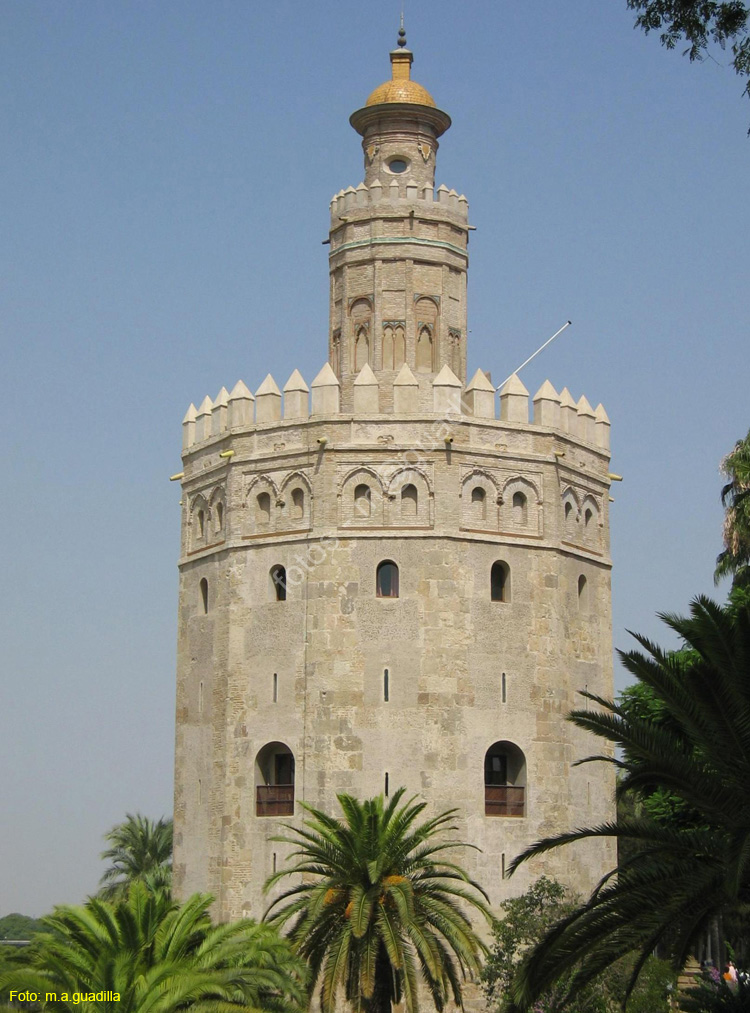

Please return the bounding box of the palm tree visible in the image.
[0,882,306,1013]
[715,428,750,588]
[99,813,173,899]
[264,788,491,1013]
[504,596,750,1012]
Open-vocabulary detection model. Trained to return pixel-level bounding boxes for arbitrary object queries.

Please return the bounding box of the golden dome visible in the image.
[365,77,436,108]
[364,30,436,109]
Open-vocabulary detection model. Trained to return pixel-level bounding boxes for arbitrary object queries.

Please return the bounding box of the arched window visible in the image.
[197,509,205,538]
[291,488,304,520]
[393,325,405,369]
[491,561,510,603]
[199,577,209,614]
[578,574,588,611]
[401,484,418,518]
[415,297,437,373]
[355,327,369,371]
[376,560,399,598]
[485,741,526,817]
[215,501,224,532]
[256,492,271,525]
[255,742,295,816]
[383,325,394,370]
[270,565,287,602]
[416,325,433,372]
[512,491,528,525]
[471,486,486,523]
[354,483,372,519]
[584,507,593,529]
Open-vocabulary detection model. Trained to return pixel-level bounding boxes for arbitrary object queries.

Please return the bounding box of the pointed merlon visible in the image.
[229,379,254,401]
[256,373,282,398]
[464,368,496,419]
[182,403,197,451]
[311,362,341,388]
[228,380,254,428]
[559,387,577,409]
[465,368,495,393]
[576,395,595,417]
[594,403,610,424]
[594,403,611,451]
[355,182,368,192]
[283,369,309,393]
[214,386,230,407]
[498,373,529,397]
[433,364,462,387]
[532,379,560,402]
[182,403,197,425]
[354,362,379,386]
[198,395,213,415]
[532,380,560,428]
[393,362,418,386]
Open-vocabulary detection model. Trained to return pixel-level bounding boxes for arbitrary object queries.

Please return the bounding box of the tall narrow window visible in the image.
[257,492,271,525]
[394,325,405,368]
[215,501,224,532]
[501,672,506,703]
[471,486,486,523]
[291,488,304,519]
[383,668,390,702]
[401,484,418,519]
[270,565,287,602]
[197,510,205,538]
[273,672,278,703]
[355,327,369,370]
[512,491,528,525]
[376,560,399,598]
[578,574,588,611]
[491,561,509,603]
[354,483,372,518]
[485,741,526,817]
[199,577,209,614]
[198,681,204,715]
[384,772,389,797]
[584,507,593,529]
[416,325,433,372]
[383,325,394,370]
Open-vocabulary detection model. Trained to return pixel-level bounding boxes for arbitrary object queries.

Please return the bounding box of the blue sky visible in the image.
[1,1,748,916]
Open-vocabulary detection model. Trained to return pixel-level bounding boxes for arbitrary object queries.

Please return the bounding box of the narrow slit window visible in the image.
[199,680,204,715]
[197,509,205,538]
[384,772,389,797]
[383,668,390,702]
[200,577,209,614]
[273,672,278,703]
[501,672,506,703]
[271,565,287,602]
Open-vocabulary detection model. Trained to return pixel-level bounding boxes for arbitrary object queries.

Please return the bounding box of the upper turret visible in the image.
[349,25,451,192]
[329,26,467,408]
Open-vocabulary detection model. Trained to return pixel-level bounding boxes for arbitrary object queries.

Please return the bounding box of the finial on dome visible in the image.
[397,11,407,48]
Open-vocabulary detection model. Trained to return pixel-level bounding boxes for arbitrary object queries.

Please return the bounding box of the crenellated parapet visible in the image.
[329,181,469,222]
[181,365,610,456]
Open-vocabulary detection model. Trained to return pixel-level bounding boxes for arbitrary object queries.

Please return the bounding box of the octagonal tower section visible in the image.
[173,363,616,923]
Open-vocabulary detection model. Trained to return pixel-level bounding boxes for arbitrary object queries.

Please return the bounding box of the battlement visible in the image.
[181,364,610,456]
[329,181,468,223]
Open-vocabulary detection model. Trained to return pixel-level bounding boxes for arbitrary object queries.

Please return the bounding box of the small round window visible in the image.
[388,158,408,173]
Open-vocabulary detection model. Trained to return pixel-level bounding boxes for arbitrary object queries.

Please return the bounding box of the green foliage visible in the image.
[681,975,750,1012]
[98,813,172,900]
[503,596,750,1011]
[0,914,44,941]
[0,882,306,1013]
[264,787,490,1013]
[627,2,750,102]
[482,877,675,1013]
[715,429,750,588]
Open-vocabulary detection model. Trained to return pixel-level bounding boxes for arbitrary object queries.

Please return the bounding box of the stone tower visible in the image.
[173,30,616,923]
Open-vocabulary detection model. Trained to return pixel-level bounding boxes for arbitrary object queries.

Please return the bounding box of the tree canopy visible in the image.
[98,813,172,900]
[264,788,490,1013]
[504,595,750,1011]
[0,882,306,1013]
[628,1,750,101]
